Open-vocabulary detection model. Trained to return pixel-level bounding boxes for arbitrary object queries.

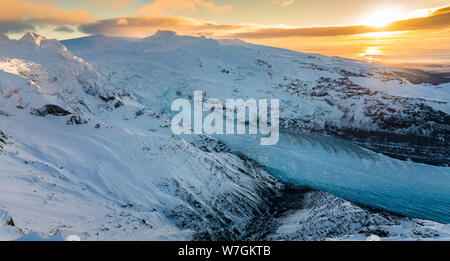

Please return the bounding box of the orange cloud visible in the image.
[75,3,450,41]
[388,8,450,31]
[229,25,377,38]
[78,16,245,38]
[0,0,95,33]
[137,0,232,16]
[281,0,294,7]
[88,0,135,10]
[0,0,95,24]
[226,5,450,39]
[431,5,450,15]
[271,0,295,7]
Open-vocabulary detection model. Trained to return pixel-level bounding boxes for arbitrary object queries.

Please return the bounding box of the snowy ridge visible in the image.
[0,33,120,119]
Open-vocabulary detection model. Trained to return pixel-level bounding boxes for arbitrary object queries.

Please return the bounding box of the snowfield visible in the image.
[0,31,449,240]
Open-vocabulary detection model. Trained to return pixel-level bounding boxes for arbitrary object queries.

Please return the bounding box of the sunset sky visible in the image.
[1,0,450,68]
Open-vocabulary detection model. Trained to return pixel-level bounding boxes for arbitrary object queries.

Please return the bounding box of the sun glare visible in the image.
[360,46,383,63]
[363,46,382,56]
[363,8,404,28]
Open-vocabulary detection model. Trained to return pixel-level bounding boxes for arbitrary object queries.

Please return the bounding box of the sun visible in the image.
[363,8,404,28]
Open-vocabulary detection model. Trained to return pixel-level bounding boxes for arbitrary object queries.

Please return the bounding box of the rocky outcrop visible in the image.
[268,190,450,241]
[66,115,88,125]
[0,129,7,151]
[0,208,24,240]
[31,104,72,117]
[377,69,450,86]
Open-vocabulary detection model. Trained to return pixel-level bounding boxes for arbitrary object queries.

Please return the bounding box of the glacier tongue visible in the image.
[216,131,450,224]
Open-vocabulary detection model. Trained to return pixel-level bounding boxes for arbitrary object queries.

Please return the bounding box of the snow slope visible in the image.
[0,33,281,240]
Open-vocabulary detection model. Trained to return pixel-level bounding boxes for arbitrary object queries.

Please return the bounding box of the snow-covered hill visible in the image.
[0,31,449,240]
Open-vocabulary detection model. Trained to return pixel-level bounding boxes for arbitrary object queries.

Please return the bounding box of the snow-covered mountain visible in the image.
[0,31,449,241]
[62,30,449,166]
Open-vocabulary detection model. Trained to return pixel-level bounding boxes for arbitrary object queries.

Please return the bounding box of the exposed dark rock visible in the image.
[98,90,116,102]
[244,184,314,240]
[256,59,273,77]
[338,69,368,78]
[114,100,124,108]
[1,208,15,227]
[66,115,88,125]
[0,129,7,144]
[378,69,450,86]
[330,128,450,166]
[191,135,231,153]
[6,216,15,227]
[0,129,7,151]
[31,104,71,116]
[135,108,145,117]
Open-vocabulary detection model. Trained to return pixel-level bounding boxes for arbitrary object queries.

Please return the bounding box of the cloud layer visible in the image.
[77,4,450,39]
[138,0,232,16]
[78,16,245,37]
[1,0,449,40]
[88,0,135,10]
[228,5,450,39]
[0,0,95,33]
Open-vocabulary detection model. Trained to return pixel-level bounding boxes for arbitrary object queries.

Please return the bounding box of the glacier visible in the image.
[214,131,450,223]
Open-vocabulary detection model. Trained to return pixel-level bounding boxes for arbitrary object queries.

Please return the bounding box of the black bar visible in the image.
[0,241,448,259]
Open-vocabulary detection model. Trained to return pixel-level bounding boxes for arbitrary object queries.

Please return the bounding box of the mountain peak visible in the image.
[152,30,177,38]
[20,32,46,46]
